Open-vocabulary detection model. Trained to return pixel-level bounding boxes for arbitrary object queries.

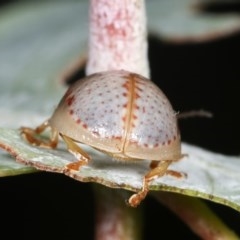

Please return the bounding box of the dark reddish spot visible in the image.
[112,135,122,140]
[122,82,129,90]
[173,135,177,141]
[122,116,126,122]
[131,123,135,128]
[92,131,100,137]
[123,103,127,108]
[133,114,137,119]
[122,92,128,97]
[136,86,143,92]
[76,119,81,124]
[134,104,139,110]
[167,140,171,145]
[82,123,88,129]
[69,109,74,115]
[144,143,148,148]
[135,93,140,99]
[154,143,159,148]
[66,95,75,106]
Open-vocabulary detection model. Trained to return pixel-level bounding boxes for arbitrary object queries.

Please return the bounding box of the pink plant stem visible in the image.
[94,186,142,240]
[86,1,148,239]
[86,0,149,78]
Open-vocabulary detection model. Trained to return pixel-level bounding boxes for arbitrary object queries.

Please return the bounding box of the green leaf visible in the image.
[147,0,240,42]
[1,128,240,212]
[0,150,37,176]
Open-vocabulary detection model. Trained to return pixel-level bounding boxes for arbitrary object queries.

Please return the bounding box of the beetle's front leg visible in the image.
[20,120,58,148]
[60,134,91,171]
[128,160,185,207]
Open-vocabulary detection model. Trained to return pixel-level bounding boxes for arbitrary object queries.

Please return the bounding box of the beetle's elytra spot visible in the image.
[66,95,75,106]
[154,143,159,148]
[112,135,122,140]
[69,109,74,115]
[167,140,171,145]
[134,93,140,99]
[76,119,81,124]
[134,104,139,110]
[122,82,129,90]
[92,131,100,137]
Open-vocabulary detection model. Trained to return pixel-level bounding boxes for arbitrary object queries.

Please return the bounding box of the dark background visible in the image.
[1,1,240,239]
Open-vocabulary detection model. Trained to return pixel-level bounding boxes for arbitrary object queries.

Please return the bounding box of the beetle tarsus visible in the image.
[128,177,149,207]
[20,120,58,149]
[128,160,186,207]
[65,161,87,172]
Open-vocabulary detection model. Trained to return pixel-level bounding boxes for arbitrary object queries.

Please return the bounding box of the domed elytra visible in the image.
[49,70,181,161]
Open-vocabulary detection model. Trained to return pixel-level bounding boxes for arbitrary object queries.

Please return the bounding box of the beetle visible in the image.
[20,70,183,207]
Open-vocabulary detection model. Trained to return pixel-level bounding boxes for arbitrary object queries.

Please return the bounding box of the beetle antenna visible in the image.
[177,110,213,119]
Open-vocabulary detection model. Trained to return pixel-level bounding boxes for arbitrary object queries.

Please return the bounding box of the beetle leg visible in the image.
[128,160,185,207]
[20,120,58,148]
[128,160,171,207]
[60,134,90,171]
